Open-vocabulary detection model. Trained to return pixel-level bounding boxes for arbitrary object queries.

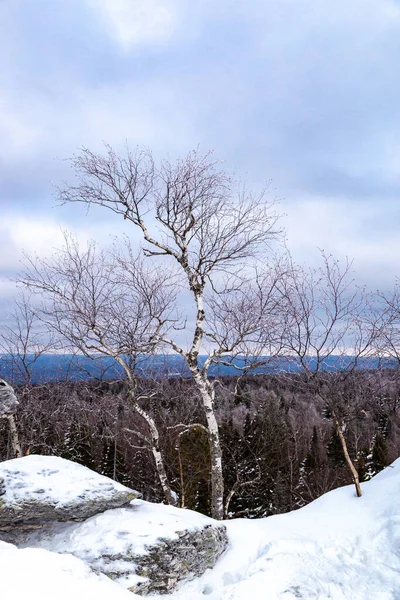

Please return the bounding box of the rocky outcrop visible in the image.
[0,379,18,416]
[130,524,228,595]
[0,455,228,595]
[0,455,139,543]
[21,500,229,595]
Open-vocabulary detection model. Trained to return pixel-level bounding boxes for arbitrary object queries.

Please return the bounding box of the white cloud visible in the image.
[0,214,126,275]
[0,100,43,159]
[87,0,181,49]
[284,196,400,289]
[0,77,197,176]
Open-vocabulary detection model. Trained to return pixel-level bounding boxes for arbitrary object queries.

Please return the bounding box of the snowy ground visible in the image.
[1,459,400,600]
[170,462,400,600]
[0,540,133,600]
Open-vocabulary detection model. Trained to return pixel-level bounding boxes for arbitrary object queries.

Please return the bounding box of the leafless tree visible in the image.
[0,294,55,458]
[375,283,400,366]
[0,293,55,386]
[21,233,179,505]
[278,252,381,497]
[55,145,282,519]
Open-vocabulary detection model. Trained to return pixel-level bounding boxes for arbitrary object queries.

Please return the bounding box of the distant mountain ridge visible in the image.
[0,354,393,385]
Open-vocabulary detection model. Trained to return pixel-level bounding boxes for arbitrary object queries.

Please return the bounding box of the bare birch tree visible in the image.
[0,294,54,457]
[278,253,381,498]
[22,233,178,505]
[56,146,281,519]
[375,284,400,366]
[0,294,55,386]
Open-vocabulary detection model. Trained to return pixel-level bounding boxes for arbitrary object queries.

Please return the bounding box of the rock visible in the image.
[129,522,229,595]
[0,379,18,416]
[19,499,229,595]
[0,455,140,543]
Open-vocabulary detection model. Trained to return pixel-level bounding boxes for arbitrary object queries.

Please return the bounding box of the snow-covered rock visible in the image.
[0,455,228,595]
[0,378,18,416]
[21,499,228,595]
[0,455,139,542]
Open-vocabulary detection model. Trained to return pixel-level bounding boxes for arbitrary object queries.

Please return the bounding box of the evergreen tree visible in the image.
[100,438,130,486]
[356,446,371,482]
[304,426,323,471]
[58,422,95,470]
[327,428,346,467]
[371,432,388,474]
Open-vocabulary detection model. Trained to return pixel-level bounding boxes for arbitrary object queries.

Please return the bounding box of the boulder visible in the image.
[0,455,139,542]
[129,520,228,595]
[0,379,18,416]
[21,499,229,595]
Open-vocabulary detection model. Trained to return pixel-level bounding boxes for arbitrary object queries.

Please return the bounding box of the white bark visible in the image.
[109,354,177,507]
[181,288,225,520]
[131,393,177,506]
[7,415,22,458]
[191,369,224,520]
[335,418,362,498]
[151,445,176,506]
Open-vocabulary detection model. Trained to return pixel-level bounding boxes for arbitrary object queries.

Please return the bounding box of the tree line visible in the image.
[0,370,398,518]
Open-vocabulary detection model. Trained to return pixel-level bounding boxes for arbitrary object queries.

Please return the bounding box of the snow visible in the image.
[0,540,134,600]
[1,455,400,599]
[24,499,219,589]
[0,454,135,507]
[168,461,400,600]
[31,498,217,556]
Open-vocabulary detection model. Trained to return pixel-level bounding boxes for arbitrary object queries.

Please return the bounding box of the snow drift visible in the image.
[176,460,400,600]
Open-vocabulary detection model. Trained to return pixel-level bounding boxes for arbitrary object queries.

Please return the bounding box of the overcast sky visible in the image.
[1,0,400,319]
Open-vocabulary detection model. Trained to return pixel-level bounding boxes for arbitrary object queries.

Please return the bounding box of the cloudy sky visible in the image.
[1,0,400,317]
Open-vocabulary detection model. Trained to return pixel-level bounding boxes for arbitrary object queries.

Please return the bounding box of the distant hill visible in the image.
[0,354,393,385]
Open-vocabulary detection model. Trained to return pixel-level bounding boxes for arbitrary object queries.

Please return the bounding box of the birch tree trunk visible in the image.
[335,418,362,498]
[7,415,22,458]
[132,396,177,506]
[191,370,224,520]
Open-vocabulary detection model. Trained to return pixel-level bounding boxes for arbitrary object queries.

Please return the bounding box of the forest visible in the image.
[0,368,399,519]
